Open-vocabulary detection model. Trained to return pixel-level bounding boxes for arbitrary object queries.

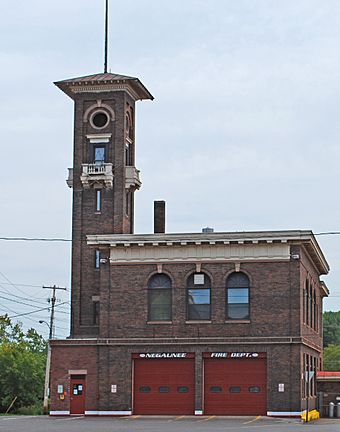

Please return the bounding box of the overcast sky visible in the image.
[1,0,340,338]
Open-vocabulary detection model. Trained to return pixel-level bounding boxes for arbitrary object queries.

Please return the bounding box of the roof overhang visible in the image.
[87,230,329,274]
[54,74,154,101]
[320,281,330,297]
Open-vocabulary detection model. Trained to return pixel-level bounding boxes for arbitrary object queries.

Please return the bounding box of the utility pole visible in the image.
[42,285,67,414]
[43,285,67,339]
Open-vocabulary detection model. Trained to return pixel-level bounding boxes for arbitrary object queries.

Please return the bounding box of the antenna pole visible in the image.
[104,0,109,73]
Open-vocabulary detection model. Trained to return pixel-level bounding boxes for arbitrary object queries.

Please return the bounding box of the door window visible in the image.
[73,384,83,395]
[94,146,106,164]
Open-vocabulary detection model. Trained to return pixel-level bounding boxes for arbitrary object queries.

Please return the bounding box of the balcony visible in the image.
[125,166,142,190]
[80,163,114,188]
[66,168,73,188]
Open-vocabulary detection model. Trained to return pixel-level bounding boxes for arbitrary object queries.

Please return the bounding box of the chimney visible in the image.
[154,200,166,234]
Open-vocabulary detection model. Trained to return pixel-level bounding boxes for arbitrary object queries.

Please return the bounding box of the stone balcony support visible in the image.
[125,166,141,190]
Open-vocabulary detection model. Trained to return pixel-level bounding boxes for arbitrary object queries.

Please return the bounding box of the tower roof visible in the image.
[54,72,154,101]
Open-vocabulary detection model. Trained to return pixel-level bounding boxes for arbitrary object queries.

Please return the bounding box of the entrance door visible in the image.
[70,376,86,414]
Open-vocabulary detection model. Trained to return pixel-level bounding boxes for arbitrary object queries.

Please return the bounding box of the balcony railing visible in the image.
[87,164,107,174]
[81,163,114,188]
[67,164,141,190]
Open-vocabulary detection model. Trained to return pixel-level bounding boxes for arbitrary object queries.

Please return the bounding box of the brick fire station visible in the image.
[50,70,330,417]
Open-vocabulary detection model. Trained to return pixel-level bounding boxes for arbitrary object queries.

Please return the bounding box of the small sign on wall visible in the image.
[278,383,285,392]
[111,384,117,393]
[57,385,64,394]
[194,274,204,285]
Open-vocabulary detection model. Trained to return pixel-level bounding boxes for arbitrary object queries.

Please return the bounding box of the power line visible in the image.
[0,270,45,300]
[0,303,19,315]
[7,301,69,319]
[0,295,70,316]
[0,231,339,243]
[43,285,67,339]
[0,282,46,288]
[0,289,48,306]
[315,232,340,236]
[0,295,49,310]
[0,237,71,242]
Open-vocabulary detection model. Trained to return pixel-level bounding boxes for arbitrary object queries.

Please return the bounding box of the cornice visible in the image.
[70,84,141,101]
[86,230,329,274]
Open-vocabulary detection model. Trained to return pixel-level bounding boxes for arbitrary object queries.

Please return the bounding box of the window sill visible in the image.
[147,321,173,325]
[225,320,251,324]
[185,320,212,324]
[95,212,101,215]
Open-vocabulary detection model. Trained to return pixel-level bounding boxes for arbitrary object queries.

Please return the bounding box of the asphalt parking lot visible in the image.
[0,415,339,432]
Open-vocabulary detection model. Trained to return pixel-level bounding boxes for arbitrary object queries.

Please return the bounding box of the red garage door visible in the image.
[204,353,267,415]
[133,354,195,415]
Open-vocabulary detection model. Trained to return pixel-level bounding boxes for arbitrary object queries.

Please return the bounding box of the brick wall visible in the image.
[71,91,136,337]
[93,259,311,341]
[50,340,311,414]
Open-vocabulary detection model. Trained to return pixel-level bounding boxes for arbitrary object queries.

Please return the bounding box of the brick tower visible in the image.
[55,73,153,337]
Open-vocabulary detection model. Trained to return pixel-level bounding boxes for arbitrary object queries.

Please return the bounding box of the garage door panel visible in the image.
[134,359,195,415]
[204,358,267,415]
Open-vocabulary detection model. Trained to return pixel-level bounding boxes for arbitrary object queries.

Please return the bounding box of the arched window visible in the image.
[187,273,211,320]
[125,111,134,140]
[308,283,313,327]
[148,274,172,321]
[315,292,318,332]
[303,279,308,324]
[313,288,316,330]
[306,280,310,326]
[226,272,250,320]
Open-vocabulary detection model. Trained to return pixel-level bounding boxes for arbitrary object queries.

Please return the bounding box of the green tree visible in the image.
[323,311,340,347]
[323,344,340,371]
[0,315,47,413]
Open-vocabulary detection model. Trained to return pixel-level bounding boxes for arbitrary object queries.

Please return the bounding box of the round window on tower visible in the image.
[90,111,110,129]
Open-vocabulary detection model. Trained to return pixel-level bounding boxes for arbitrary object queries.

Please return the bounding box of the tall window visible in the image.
[93,301,100,325]
[94,145,106,164]
[226,272,250,320]
[96,189,101,212]
[309,283,313,327]
[95,250,101,269]
[148,274,172,321]
[126,111,133,140]
[126,191,132,217]
[125,142,133,166]
[315,299,319,333]
[187,273,211,320]
[303,279,308,324]
[306,280,310,326]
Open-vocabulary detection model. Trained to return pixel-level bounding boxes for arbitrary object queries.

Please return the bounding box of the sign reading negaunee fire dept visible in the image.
[138,353,188,358]
[210,352,260,358]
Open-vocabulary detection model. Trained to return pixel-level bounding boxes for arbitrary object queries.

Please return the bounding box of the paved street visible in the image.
[0,416,340,432]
